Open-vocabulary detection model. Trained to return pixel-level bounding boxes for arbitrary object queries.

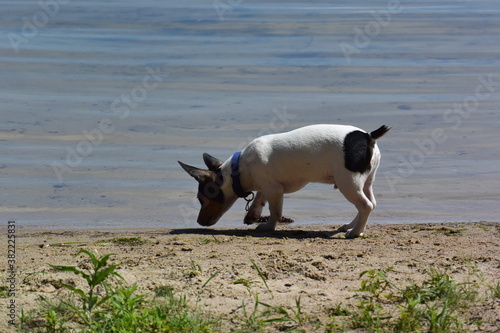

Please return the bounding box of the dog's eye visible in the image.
[203,182,220,199]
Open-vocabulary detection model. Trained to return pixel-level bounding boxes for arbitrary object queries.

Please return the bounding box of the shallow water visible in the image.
[1,0,500,229]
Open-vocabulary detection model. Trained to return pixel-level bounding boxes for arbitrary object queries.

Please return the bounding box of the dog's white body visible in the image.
[179,124,390,238]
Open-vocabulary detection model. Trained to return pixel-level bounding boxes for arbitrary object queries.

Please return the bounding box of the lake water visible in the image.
[2,0,500,230]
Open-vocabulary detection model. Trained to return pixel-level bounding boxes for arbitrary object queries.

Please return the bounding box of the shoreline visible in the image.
[11,218,500,231]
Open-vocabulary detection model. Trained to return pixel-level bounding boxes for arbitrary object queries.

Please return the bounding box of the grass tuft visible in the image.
[110,237,146,246]
[433,227,465,236]
[327,268,480,333]
[18,250,219,332]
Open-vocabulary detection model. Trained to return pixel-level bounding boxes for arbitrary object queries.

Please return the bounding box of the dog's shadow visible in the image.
[168,227,346,240]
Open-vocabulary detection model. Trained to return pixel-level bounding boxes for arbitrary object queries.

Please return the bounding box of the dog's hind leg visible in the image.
[347,195,373,238]
[338,184,376,233]
[244,191,267,224]
[363,176,377,209]
[337,212,359,232]
[365,151,382,209]
[337,179,374,238]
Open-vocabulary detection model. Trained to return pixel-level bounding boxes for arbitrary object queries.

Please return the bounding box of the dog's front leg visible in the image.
[244,191,267,224]
[256,186,283,231]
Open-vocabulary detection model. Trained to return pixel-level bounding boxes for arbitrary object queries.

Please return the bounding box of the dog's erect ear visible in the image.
[178,161,213,183]
[203,153,223,171]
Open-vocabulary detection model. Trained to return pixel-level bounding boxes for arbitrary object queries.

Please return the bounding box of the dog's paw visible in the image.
[244,212,262,225]
[243,215,257,225]
[337,224,350,232]
[345,230,363,239]
[280,216,294,224]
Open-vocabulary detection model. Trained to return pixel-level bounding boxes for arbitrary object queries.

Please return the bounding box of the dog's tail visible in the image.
[369,125,391,141]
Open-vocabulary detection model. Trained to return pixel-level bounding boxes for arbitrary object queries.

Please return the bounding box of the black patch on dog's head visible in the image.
[343,130,373,173]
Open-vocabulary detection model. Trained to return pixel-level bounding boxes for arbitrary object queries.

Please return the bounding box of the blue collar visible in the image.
[231,152,252,198]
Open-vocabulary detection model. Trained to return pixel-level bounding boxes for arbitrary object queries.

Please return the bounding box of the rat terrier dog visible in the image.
[178,124,390,238]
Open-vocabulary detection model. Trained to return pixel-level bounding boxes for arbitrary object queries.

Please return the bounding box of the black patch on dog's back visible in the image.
[343,130,373,173]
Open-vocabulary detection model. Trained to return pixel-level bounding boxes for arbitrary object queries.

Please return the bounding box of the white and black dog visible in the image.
[179,124,390,238]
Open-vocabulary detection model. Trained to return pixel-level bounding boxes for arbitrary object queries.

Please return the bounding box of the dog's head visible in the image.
[178,153,238,226]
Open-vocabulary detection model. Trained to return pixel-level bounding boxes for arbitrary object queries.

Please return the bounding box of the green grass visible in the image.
[433,226,465,236]
[250,258,272,296]
[16,250,497,333]
[232,258,310,332]
[413,226,466,236]
[94,236,147,246]
[234,291,308,332]
[0,285,8,298]
[153,284,174,297]
[327,268,481,333]
[185,259,203,278]
[110,237,147,246]
[19,250,219,332]
[487,281,500,298]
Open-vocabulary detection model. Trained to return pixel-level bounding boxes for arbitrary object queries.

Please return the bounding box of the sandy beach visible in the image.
[2,1,500,330]
[1,222,498,331]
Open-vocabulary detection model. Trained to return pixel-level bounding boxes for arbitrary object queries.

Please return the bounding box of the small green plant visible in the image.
[111,237,146,246]
[424,300,462,333]
[350,299,386,331]
[327,303,351,317]
[234,278,259,289]
[237,292,273,332]
[326,304,352,333]
[434,227,465,236]
[358,268,393,300]
[350,269,392,332]
[199,236,221,244]
[285,296,307,326]
[49,249,122,324]
[233,259,311,332]
[154,284,174,297]
[0,285,8,298]
[489,281,500,298]
[88,283,147,331]
[250,258,272,296]
[95,237,146,246]
[186,259,202,278]
[20,249,220,332]
[406,269,476,332]
[23,296,75,332]
[403,269,477,307]
[236,292,294,333]
[202,269,221,288]
[328,268,479,333]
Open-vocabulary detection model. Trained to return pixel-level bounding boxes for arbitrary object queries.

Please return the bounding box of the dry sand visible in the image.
[2,221,499,331]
